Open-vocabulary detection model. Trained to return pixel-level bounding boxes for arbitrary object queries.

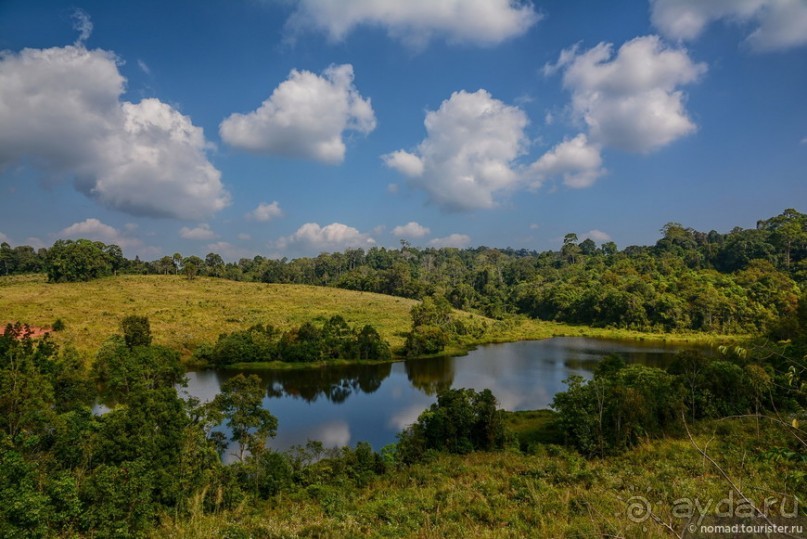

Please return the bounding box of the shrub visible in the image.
[200,318,392,365]
[404,325,449,356]
[553,363,685,455]
[121,315,152,349]
[357,325,391,360]
[397,388,507,463]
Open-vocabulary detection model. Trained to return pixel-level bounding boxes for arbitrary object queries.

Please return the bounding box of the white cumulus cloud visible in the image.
[206,241,256,261]
[180,224,217,241]
[584,229,612,242]
[0,232,11,244]
[25,237,47,250]
[389,403,430,430]
[58,218,143,250]
[650,0,807,51]
[546,35,706,154]
[530,134,605,188]
[276,222,376,254]
[392,221,430,238]
[0,38,230,220]
[246,201,284,222]
[382,150,424,177]
[384,89,529,211]
[220,64,375,164]
[60,218,119,241]
[429,233,471,248]
[285,0,541,48]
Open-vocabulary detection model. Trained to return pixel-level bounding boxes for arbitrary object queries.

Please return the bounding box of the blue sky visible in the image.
[0,0,805,260]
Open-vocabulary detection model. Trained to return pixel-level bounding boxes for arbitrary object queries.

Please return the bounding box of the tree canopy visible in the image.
[2,208,805,335]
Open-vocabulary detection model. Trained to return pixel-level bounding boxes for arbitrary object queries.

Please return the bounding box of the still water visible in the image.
[182,337,696,452]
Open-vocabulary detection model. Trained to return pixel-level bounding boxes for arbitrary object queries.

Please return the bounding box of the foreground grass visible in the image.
[153,418,804,538]
[0,274,737,363]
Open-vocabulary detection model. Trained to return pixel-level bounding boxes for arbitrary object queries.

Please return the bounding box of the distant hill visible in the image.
[0,274,429,358]
[0,274,724,361]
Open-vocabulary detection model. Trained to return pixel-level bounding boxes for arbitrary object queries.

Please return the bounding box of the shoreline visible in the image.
[190,323,742,371]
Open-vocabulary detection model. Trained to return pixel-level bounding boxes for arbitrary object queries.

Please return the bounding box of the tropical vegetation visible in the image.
[2,209,805,335]
[0,208,805,537]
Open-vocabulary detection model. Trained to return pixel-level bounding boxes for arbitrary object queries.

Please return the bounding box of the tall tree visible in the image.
[45,239,113,282]
[211,374,277,461]
[204,252,225,277]
[758,208,807,270]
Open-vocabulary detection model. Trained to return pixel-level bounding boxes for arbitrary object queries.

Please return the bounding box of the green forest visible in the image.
[3,209,805,335]
[1,209,806,537]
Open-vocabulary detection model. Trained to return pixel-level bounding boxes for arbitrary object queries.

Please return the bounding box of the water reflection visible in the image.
[405,356,454,395]
[550,337,685,371]
[184,337,702,451]
[314,420,351,447]
[198,362,393,404]
[260,363,391,403]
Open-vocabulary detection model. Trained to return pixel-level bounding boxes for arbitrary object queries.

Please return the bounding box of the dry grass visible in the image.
[0,274,735,362]
[153,419,797,538]
[0,274,426,358]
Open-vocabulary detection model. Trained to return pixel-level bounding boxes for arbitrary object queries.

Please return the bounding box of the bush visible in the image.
[199,317,392,365]
[205,325,278,366]
[397,388,507,463]
[553,363,685,455]
[80,459,157,538]
[357,325,391,360]
[121,315,152,349]
[278,322,323,362]
[229,451,293,499]
[404,325,449,356]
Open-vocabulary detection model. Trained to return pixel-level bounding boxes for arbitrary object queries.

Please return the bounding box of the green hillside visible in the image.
[0,274,728,361]
[0,274,428,357]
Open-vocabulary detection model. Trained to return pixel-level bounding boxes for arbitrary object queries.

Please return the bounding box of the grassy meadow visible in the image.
[0,273,734,362]
[153,417,798,539]
[0,274,422,358]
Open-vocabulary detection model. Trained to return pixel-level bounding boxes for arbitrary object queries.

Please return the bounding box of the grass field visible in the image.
[0,274,736,362]
[153,418,797,538]
[0,274,427,358]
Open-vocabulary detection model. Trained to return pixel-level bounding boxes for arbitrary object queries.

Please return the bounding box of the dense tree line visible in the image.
[193,315,391,366]
[0,244,45,275]
[3,209,805,333]
[552,290,807,457]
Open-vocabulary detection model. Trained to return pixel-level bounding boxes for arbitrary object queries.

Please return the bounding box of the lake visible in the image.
[182,337,699,453]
